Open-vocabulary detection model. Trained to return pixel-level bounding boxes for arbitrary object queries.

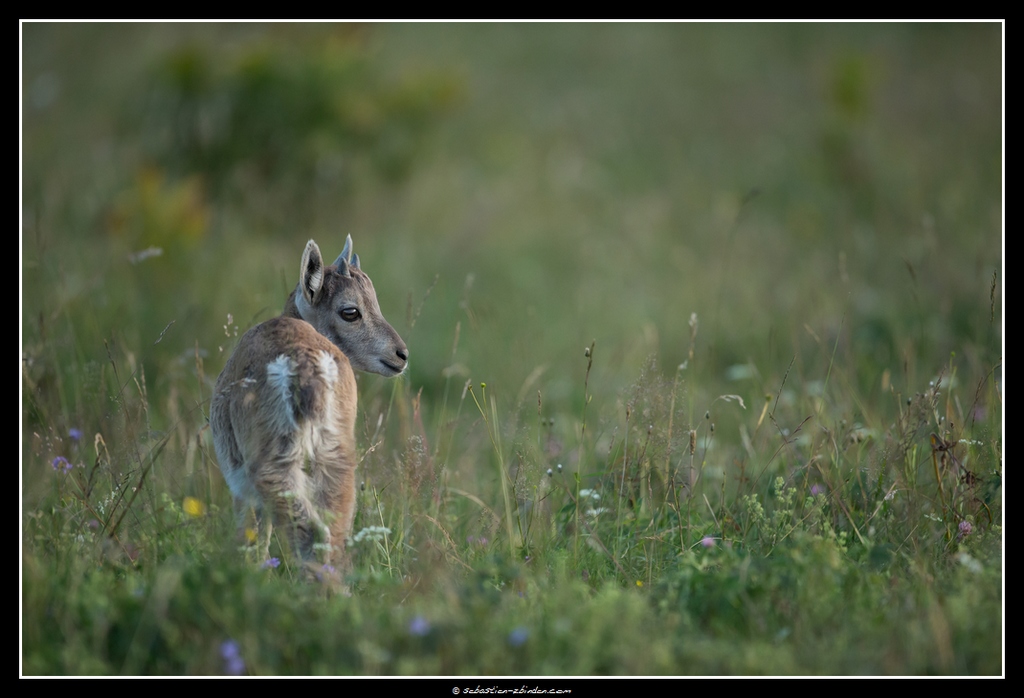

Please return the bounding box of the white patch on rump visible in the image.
[266,354,297,430]
[318,349,338,385]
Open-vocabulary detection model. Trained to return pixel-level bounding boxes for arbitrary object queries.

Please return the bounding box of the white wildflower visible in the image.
[352,526,392,544]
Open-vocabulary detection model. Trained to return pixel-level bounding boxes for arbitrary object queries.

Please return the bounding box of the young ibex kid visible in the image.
[210,236,407,577]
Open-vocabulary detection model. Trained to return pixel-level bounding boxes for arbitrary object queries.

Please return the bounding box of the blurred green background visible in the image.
[22,23,1001,427]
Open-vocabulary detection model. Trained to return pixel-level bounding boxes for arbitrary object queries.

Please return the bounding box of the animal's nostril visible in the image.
[396,348,409,362]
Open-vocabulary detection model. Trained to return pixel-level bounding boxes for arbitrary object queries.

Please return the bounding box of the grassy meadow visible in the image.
[21,22,1002,676]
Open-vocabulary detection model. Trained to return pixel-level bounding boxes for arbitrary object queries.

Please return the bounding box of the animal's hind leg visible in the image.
[256,469,331,566]
[326,469,358,572]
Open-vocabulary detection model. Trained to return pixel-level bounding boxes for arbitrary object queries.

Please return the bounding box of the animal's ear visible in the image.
[333,234,359,275]
[300,239,325,304]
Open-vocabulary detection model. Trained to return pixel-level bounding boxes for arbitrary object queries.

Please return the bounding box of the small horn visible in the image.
[333,235,355,275]
[333,234,354,268]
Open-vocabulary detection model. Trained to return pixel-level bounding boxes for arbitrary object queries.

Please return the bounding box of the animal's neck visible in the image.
[282,288,303,320]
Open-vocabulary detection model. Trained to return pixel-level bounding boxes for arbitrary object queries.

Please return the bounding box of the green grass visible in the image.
[22,22,1002,676]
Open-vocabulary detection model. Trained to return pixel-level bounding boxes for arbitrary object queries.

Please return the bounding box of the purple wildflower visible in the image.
[810,484,824,496]
[958,520,973,539]
[508,627,529,647]
[68,428,83,442]
[51,456,72,474]
[220,640,245,676]
[700,536,716,548]
[315,564,338,583]
[408,615,431,637]
[261,557,280,569]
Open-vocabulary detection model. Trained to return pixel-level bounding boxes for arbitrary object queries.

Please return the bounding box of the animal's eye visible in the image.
[340,307,361,322]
